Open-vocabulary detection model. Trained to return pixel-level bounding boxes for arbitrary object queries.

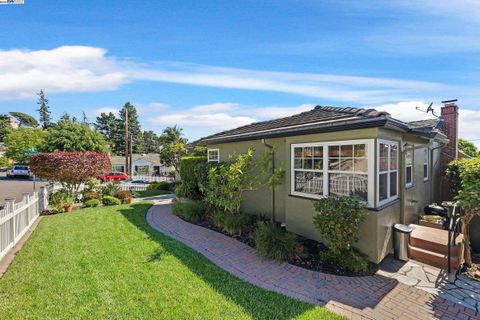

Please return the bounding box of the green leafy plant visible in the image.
[171,201,206,223]
[313,196,368,272]
[176,156,209,200]
[48,189,74,213]
[82,191,101,203]
[320,248,368,273]
[101,182,120,197]
[84,199,100,208]
[255,221,298,261]
[83,177,102,193]
[148,181,176,192]
[447,158,480,267]
[211,211,227,229]
[102,196,121,206]
[222,213,250,236]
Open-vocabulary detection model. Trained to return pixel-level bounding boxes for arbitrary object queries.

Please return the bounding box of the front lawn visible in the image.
[133,189,172,197]
[0,203,342,320]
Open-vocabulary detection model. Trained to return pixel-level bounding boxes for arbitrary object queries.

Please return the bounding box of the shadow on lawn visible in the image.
[118,202,325,320]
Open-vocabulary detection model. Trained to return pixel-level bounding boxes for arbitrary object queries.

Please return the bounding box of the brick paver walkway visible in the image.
[146,201,479,320]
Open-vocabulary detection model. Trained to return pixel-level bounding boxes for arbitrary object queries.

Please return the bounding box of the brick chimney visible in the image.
[440,99,459,169]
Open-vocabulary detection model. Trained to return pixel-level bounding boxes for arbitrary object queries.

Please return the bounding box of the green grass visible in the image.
[0,203,342,320]
[132,189,172,197]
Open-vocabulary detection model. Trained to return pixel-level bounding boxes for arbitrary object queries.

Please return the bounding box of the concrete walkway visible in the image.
[146,201,479,320]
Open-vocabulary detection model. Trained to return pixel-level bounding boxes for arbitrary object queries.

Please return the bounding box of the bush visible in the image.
[320,249,368,273]
[84,199,100,207]
[222,213,250,236]
[101,182,120,197]
[115,190,132,201]
[48,189,74,213]
[102,196,121,206]
[313,196,368,272]
[255,221,298,261]
[147,181,176,191]
[82,191,101,203]
[212,211,227,228]
[83,177,102,193]
[177,156,209,200]
[171,201,206,223]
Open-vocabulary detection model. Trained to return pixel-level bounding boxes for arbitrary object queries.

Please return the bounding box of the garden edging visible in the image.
[146,201,478,320]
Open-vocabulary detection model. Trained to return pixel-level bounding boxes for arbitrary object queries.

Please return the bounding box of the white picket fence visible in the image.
[129,175,173,183]
[118,184,148,191]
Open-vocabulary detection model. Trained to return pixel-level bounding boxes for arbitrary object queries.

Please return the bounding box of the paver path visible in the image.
[146,201,480,320]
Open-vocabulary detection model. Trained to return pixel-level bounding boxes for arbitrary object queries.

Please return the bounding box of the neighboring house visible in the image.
[110,153,172,176]
[195,101,460,264]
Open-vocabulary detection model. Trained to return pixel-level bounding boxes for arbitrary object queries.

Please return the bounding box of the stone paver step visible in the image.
[408,244,460,270]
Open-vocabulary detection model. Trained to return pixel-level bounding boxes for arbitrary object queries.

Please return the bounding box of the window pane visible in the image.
[339,158,353,171]
[295,171,323,195]
[313,158,323,170]
[390,172,397,197]
[294,147,302,157]
[390,144,398,170]
[379,173,388,201]
[340,145,353,157]
[354,144,366,157]
[314,146,323,157]
[329,173,368,202]
[328,158,340,170]
[329,145,340,157]
[405,151,413,166]
[294,158,303,169]
[424,164,428,178]
[354,158,367,172]
[424,148,428,163]
[379,144,389,171]
[406,166,412,185]
[303,158,313,169]
[304,147,313,157]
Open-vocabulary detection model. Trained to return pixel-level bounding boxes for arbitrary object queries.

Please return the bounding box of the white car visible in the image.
[6,165,31,178]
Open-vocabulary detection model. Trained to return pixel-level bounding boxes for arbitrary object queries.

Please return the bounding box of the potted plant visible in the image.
[62,197,74,213]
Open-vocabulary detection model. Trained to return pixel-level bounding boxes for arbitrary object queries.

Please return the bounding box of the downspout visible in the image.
[429,144,444,203]
[262,139,275,222]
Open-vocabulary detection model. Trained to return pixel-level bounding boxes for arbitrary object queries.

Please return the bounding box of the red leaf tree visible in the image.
[29,152,111,194]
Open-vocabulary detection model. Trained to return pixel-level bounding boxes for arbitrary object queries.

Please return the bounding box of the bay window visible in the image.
[378,140,399,205]
[291,140,374,206]
[405,150,413,188]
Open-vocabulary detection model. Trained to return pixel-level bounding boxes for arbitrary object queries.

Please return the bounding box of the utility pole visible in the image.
[125,108,129,175]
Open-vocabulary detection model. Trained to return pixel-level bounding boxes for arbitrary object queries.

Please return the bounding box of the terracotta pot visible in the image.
[63,204,73,213]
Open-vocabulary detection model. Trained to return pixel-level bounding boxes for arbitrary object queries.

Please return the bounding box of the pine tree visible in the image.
[36,90,52,129]
[118,102,145,154]
[143,130,160,153]
[94,112,120,153]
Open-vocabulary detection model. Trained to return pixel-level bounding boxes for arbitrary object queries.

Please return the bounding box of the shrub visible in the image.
[212,211,226,228]
[320,249,368,273]
[101,182,120,197]
[102,196,121,206]
[115,190,132,202]
[313,196,368,272]
[83,177,102,193]
[255,221,298,261]
[177,156,208,200]
[82,191,101,203]
[48,189,74,213]
[222,213,250,236]
[148,181,175,191]
[171,201,206,223]
[84,199,100,207]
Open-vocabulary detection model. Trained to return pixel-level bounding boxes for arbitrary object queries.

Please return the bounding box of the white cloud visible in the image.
[86,107,120,117]
[0,46,128,100]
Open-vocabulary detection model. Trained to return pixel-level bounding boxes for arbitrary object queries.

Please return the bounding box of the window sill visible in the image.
[423,178,429,182]
[405,184,414,189]
[368,198,400,212]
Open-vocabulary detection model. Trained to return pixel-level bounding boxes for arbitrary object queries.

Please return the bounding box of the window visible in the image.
[405,150,413,188]
[207,149,220,162]
[423,148,429,181]
[378,140,399,205]
[291,140,374,206]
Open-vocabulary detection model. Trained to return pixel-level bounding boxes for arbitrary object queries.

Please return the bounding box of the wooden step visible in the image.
[409,224,463,255]
[408,244,460,269]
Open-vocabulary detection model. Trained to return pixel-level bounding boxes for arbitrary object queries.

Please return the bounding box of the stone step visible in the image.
[408,244,460,270]
[409,224,463,255]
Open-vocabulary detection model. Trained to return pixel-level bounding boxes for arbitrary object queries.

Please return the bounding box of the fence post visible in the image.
[39,187,48,212]
[4,199,15,245]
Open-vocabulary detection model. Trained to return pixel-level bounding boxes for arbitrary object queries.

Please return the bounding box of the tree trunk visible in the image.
[462,217,472,267]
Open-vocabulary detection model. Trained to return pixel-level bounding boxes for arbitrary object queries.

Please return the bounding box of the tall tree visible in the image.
[158,125,188,176]
[3,127,45,163]
[9,112,39,128]
[94,112,119,152]
[42,120,109,153]
[159,125,187,145]
[0,114,10,142]
[118,102,145,154]
[82,111,88,125]
[459,138,479,158]
[36,90,52,129]
[143,130,160,153]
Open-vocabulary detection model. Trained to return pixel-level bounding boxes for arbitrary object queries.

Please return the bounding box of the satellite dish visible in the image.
[416,102,439,118]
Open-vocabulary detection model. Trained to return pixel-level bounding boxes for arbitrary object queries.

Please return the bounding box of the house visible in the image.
[110,153,172,176]
[195,101,460,264]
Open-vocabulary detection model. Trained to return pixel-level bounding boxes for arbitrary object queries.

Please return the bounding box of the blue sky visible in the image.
[0,1,479,144]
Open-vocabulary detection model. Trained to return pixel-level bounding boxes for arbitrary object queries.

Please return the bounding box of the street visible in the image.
[0,172,48,205]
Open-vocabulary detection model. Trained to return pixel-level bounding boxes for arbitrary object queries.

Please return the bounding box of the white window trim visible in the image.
[207,148,220,163]
[405,150,414,188]
[290,139,375,207]
[423,148,429,182]
[377,139,399,207]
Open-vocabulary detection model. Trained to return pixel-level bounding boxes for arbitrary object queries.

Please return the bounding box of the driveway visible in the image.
[0,172,48,205]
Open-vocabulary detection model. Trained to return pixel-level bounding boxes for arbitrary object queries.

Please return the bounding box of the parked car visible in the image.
[6,165,31,178]
[98,172,129,182]
[126,179,150,184]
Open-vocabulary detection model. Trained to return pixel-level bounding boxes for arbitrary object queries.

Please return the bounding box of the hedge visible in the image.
[177,156,208,200]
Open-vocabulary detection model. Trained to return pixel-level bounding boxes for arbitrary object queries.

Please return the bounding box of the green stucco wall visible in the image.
[207,127,437,263]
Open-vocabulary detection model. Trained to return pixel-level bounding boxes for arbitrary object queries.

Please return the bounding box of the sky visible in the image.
[0,1,479,146]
